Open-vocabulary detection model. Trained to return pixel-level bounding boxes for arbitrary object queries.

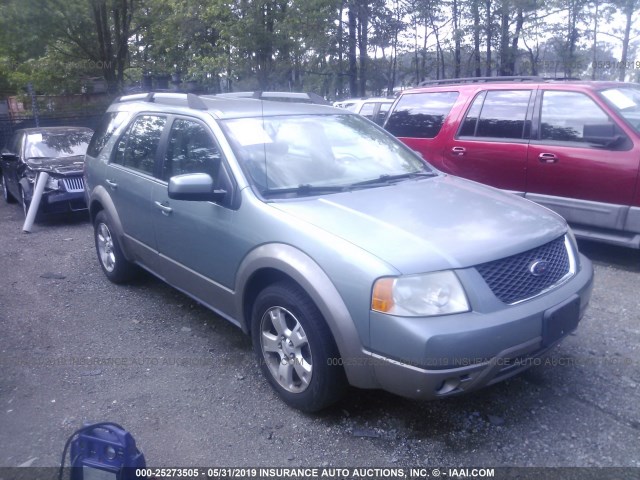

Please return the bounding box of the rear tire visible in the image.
[94,210,138,283]
[251,281,347,412]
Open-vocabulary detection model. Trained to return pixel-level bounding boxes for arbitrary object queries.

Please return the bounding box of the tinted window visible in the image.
[459,92,486,136]
[162,119,221,180]
[87,111,130,157]
[113,115,166,175]
[385,91,459,138]
[540,91,615,143]
[474,90,531,139]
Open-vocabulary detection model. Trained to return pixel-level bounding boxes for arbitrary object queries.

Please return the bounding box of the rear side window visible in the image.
[87,111,129,157]
[112,115,166,175]
[459,90,532,140]
[385,91,459,138]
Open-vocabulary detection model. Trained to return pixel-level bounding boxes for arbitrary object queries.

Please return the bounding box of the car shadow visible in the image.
[577,239,640,272]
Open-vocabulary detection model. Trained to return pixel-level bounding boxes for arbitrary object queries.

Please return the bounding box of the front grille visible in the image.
[475,236,570,304]
[63,176,85,192]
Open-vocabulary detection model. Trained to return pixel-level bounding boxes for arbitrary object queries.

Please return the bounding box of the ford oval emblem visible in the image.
[529,260,550,277]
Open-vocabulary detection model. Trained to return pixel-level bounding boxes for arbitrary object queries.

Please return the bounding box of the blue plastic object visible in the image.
[68,422,146,480]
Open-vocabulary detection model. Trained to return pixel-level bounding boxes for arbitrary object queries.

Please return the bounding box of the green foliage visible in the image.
[0,0,637,101]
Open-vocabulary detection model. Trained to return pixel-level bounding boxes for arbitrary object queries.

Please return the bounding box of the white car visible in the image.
[333,97,394,125]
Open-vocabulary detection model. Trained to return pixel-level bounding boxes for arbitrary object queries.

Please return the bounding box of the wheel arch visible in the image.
[236,243,376,389]
[88,186,132,262]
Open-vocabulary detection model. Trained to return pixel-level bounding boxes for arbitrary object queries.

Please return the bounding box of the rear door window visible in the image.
[459,90,532,140]
[112,115,166,175]
[385,91,459,138]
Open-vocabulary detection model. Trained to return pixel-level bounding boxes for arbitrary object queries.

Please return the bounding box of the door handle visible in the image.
[154,201,173,216]
[538,153,558,164]
[451,146,466,156]
[105,179,118,189]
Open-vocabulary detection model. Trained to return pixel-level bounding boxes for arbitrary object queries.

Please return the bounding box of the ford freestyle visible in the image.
[84,92,593,411]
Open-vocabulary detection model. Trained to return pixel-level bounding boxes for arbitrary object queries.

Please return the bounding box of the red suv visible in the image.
[384,77,640,249]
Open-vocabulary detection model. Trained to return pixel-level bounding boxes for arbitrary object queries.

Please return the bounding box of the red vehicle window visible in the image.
[461,90,532,140]
[385,91,458,138]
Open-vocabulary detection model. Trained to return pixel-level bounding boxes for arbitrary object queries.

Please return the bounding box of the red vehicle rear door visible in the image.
[443,88,535,192]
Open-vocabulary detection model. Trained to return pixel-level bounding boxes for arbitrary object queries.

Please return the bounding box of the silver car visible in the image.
[84,93,593,412]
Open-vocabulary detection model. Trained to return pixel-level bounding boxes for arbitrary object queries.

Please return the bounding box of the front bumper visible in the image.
[363,253,594,400]
[40,190,88,213]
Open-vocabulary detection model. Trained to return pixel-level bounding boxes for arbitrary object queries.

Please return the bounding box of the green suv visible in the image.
[84,92,593,411]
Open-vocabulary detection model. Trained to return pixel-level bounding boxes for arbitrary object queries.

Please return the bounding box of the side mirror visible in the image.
[1,151,18,161]
[168,173,226,202]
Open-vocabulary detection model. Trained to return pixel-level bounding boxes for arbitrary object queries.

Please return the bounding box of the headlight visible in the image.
[372,271,470,317]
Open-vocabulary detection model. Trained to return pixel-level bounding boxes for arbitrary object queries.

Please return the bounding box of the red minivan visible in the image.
[384,78,640,249]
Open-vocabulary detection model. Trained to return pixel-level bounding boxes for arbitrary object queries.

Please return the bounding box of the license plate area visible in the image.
[542,295,580,347]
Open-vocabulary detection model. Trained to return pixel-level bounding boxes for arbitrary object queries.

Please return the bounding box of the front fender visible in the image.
[88,185,132,261]
[235,243,378,389]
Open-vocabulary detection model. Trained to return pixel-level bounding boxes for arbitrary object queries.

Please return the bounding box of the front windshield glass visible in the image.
[221,114,432,196]
[599,86,640,134]
[25,130,93,159]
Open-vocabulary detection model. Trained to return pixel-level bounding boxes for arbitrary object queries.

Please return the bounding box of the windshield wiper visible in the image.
[349,171,436,188]
[262,184,346,197]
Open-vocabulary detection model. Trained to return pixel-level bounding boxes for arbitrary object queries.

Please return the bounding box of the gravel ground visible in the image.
[0,199,639,471]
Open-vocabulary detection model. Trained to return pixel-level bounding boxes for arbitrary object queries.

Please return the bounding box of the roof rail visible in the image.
[418,76,543,86]
[215,91,330,105]
[114,92,209,111]
[541,76,582,81]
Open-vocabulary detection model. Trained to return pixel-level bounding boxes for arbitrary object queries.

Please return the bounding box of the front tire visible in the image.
[251,281,347,412]
[2,173,16,203]
[94,210,138,283]
[20,186,30,218]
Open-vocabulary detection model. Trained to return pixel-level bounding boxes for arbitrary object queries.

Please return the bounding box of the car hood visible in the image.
[270,175,567,273]
[25,155,85,175]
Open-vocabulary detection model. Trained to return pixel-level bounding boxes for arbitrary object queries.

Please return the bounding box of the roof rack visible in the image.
[215,91,330,105]
[114,92,209,110]
[419,76,542,86]
[418,76,585,87]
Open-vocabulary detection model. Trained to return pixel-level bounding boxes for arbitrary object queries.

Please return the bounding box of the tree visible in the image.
[616,0,640,80]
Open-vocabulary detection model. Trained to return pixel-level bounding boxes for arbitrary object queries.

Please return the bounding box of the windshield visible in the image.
[221,114,432,196]
[599,86,640,134]
[25,130,93,159]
